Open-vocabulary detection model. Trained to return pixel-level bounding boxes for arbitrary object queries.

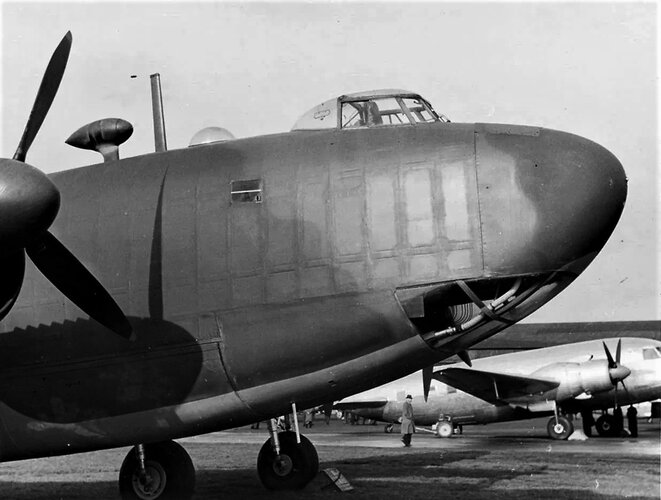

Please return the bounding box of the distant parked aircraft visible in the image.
[338,338,661,439]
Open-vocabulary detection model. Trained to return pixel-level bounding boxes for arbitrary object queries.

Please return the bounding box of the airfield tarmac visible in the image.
[0,417,657,499]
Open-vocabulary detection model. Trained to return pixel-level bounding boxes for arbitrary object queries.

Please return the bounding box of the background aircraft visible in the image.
[339,336,661,439]
[0,30,626,499]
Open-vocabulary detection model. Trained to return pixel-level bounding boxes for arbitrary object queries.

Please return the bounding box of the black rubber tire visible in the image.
[119,441,195,500]
[547,415,573,440]
[257,431,319,490]
[596,414,621,437]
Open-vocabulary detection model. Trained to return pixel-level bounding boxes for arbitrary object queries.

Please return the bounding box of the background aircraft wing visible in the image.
[334,399,388,411]
[433,368,559,405]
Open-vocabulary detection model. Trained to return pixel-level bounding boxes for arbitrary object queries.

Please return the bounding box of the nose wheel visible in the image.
[257,431,319,490]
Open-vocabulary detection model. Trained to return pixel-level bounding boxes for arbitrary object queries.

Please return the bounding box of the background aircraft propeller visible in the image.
[423,351,472,401]
[0,32,132,339]
[422,366,432,402]
[602,339,630,408]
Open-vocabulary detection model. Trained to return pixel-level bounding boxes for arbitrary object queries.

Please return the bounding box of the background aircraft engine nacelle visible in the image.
[532,361,613,400]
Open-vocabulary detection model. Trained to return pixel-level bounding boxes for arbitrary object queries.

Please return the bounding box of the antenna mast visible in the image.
[150,73,167,152]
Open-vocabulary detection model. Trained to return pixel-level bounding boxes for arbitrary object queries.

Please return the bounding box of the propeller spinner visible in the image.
[603,339,631,384]
[602,339,631,408]
[0,32,132,339]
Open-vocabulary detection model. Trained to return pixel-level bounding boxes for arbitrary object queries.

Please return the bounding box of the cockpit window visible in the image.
[642,347,661,360]
[401,97,437,124]
[290,90,449,131]
[341,97,439,128]
[342,100,387,127]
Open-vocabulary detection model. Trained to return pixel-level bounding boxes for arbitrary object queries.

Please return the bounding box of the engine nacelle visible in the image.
[531,360,613,401]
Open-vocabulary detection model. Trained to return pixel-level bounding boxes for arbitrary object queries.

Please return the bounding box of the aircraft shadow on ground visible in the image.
[192,449,641,500]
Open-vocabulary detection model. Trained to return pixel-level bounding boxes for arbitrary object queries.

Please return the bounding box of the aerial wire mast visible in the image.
[150,73,168,152]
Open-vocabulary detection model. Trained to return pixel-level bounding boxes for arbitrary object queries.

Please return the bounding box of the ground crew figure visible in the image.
[400,394,415,447]
[581,409,594,437]
[614,407,624,436]
[304,409,313,428]
[627,405,638,437]
[323,404,333,425]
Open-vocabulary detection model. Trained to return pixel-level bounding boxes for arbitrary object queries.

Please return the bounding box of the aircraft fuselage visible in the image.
[0,121,626,460]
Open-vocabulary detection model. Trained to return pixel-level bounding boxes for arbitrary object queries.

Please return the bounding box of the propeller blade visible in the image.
[422,366,433,402]
[615,338,622,364]
[603,341,616,369]
[13,32,72,163]
[26,231,133,339]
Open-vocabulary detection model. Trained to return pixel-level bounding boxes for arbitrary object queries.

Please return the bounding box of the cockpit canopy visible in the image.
[291,89,448,131]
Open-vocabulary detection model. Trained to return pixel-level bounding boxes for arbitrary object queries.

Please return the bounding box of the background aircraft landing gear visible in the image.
[384,423,394,433]
[547,415,573,440]
[258,430,319,490]
[596,413,622,437]
[119,441,195,500]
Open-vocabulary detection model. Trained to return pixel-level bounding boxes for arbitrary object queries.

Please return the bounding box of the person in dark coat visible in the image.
[627,405,638,437]
[400,395,415,447]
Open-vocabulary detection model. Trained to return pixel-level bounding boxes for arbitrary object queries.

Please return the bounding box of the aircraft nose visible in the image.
[475,124,627,275]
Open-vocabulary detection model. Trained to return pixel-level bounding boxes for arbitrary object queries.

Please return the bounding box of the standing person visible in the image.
[627,405,638,437]
[581,409,594,437]
[613,407,624,436]
[401,395,415,447]
[323,404,332,425]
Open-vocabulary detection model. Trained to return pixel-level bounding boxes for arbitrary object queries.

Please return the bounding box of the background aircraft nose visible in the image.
[475,124,627,275]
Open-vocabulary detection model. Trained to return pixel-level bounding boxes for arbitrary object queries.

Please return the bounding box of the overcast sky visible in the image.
[1,2,658,323]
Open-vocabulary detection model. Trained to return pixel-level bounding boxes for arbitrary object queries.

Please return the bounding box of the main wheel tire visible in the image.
[119,441,195,500]
[436,421,453,438]
[547,415,573,440]
[596,414,620,437]
[257,431,319,490]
